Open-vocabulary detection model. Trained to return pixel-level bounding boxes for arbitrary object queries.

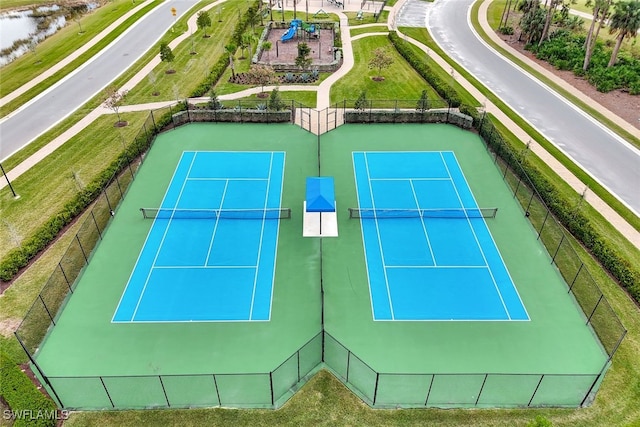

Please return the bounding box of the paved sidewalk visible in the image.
[2,0,638,249]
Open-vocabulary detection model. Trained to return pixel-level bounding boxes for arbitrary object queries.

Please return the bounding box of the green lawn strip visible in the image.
[330,35,440,105]
[123,1,249,104]
[0,112,149,261]
[349,25,388,37]
[345,10,389,26]
[218,91,318,107]
[1,0,145,99]
[399,26,640,232]
[0,0,163,118]
[474,1,638,147]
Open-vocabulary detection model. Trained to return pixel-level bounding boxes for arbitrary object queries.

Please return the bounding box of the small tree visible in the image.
[268,87,285,111]
[239,34,251,59]
[225,44,237,79]
[247,65,276,95]
[160,42,175,73]
[416,89,429,112]
[295,42,312,70]
[368,48,394,80]
[262,40,272,60]
[209,89,223,110]
[148,70,159,96]
[197,10,212,37]
[28,34,40,64]
[354,90,368,111]
[104,85,128,126]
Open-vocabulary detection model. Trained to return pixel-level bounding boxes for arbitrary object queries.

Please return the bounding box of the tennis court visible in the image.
[352,151,528,321]
[113,151,286,322]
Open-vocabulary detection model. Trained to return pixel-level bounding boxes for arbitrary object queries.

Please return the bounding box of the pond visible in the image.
[0,2,97,66]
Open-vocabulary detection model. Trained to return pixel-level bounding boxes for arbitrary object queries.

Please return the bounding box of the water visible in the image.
[0,3,97,66]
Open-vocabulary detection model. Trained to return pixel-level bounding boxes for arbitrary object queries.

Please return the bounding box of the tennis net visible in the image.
[348,207,498,219]
[140,207,292,220]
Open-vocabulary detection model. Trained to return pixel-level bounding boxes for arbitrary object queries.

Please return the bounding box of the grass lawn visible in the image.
[345,10,389,26]
[330,35,440,104]
[123,1,250,104]
[0,112,149,261]
[349,25,389,37]
[0,0,153,111]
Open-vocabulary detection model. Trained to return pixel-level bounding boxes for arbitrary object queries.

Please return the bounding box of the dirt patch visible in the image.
[498,33,640,130]
[0,318,22,338]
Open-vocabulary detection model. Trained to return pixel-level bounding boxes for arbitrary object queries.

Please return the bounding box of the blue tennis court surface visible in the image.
[353,151,529,321]
[113,151,285,322]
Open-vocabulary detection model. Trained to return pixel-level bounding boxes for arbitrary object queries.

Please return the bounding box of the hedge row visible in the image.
[0,107,181,283]
[460,105,640,304]
[0,350,57,427]
[388,31,461,107]
[191,1,260,97]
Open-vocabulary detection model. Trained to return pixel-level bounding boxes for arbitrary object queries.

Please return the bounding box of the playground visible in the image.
[259,21,337,67]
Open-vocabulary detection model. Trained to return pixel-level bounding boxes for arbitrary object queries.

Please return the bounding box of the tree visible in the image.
[262,40,272,60]
[225,44,237,79]
[239,34,250,59]
[354,90,368,111]
[295,42,312,70]
[160,42,175,73]
[518,0,545,43]
[104,85,128,126]
[583,0,613,70]
[607,0,640,67]
[268,87,285,111]
[148,71,159,96]
[197,11,212,37]
[416,89,429,112]
[209,89,223,110]
[247,65,276,95]
[368,48,394,80]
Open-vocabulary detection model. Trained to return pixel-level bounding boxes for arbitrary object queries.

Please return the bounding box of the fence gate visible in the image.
[298,108,312,133]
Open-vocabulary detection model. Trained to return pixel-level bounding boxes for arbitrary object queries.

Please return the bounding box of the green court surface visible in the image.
[34,123,607,409]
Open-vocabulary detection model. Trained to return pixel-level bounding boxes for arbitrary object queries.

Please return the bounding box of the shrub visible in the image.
[388,32,460,107]
[0,350,57,427]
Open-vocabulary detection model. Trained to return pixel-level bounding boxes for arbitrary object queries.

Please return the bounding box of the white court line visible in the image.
[441,152,511,320]
[369,177,450,181]
[130,153,199,321]
[267,153,286,322]
[352,153,378,321]
[111,151,191,323]
[409,179,437,266]
[249,152,274,321]
[204,180,229,266]
[153,265,256,269]
[187,177,268,181]
[364,152,395,320]
[448,152,530,321]
[386,265,487,269]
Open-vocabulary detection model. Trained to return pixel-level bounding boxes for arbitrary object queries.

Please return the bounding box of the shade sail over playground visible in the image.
[306,177,335,212]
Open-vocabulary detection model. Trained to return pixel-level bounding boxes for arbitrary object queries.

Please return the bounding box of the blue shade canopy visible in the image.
[306,177,335,212]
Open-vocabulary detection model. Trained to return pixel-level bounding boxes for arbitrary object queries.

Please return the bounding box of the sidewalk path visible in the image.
[2,0,638,249]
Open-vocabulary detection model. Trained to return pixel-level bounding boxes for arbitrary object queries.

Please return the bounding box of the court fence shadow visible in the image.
[14,100,625,410]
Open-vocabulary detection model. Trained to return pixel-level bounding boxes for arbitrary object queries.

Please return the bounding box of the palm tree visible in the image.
[225,44,237,79]
[583,0,613,71]
[607,0,640,67]
[539,0,560,45]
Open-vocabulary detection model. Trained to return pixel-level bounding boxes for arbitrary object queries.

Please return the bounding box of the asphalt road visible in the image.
[427,0,640,215]
[0,0,198,161]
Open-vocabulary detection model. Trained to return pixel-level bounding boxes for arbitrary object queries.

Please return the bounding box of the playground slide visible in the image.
[281,25,297,41]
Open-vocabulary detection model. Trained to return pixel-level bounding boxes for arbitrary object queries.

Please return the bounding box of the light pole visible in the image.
[0,163,18,198]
